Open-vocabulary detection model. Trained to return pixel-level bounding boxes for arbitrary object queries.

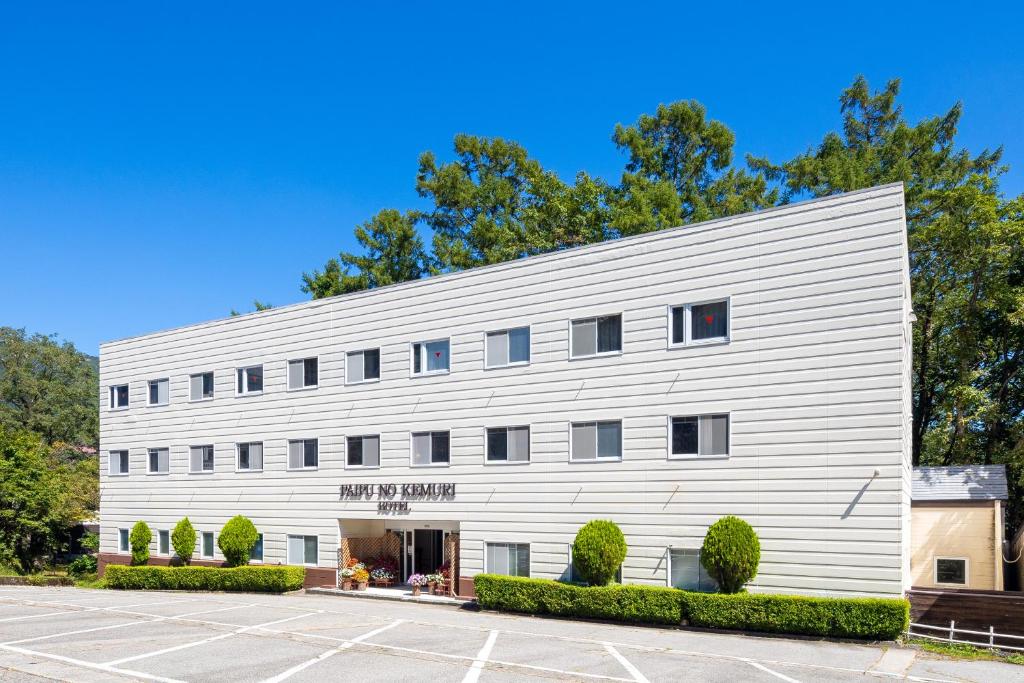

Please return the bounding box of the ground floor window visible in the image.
[158,529,169,555]
[485,542,529,577]
[668,548,717,592]
[288,535,318,566]
[201,531,214,558]
[935,557,968,585]
[250,533,263,562]
[118,528,129,553]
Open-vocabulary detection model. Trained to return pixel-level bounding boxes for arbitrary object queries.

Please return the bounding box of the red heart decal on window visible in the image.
[435,351,441,358]
[705,315,714,324]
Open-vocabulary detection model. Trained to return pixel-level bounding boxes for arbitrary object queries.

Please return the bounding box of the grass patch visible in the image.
[909,638,1024,665]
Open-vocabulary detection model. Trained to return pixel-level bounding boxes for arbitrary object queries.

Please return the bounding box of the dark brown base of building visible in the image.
[458,576,476,598]
[98,553,336,590]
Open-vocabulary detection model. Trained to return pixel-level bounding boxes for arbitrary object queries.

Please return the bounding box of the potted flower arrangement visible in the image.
[426,572,445,595]
[339,566,356,590]
[408,573,428,596]
[370,566,394,587]
[353,567,370,590]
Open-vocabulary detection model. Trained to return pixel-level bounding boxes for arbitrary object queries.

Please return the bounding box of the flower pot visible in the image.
[427,581,436,593]
[433,585,445,596]
[357,581,368,591]
[341,579,352,591]
[412,585,421,596]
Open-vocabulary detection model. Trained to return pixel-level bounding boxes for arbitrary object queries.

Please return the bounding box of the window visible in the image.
[670,414,729,458]
[288,357,318,390]
[570,314,622,358]
[486,427,530,463]
[236,365,263,395]
[485,542,530,577]
[147,448,169,474]
[668,548,717,592]
[118,528,129,553]
[109,450,129,475]
[347,435,380,468]
[288,439,319,470]
[346,349,381,384]
[570,421,622,461]
[935,557,968,585]
[287,535,318,565]
[147,378,169,406]
[190,372,214,401]
[190,445,215,473]
[411,339,450,375]
[670,299,729,346]
[109,384,129,409]
[250,533,264,562]
[411,431,450,466]
[158,530,170,556]
[236,442,263,471]
[201,532,214,559]
[485,327,530,368]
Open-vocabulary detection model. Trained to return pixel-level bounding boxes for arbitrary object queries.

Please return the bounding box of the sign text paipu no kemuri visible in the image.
[339,483,456,512]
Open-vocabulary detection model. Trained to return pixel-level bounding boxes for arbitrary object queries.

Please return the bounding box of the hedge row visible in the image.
[105,565,305,593]
[0,575,75,587]
[473,575,909,640]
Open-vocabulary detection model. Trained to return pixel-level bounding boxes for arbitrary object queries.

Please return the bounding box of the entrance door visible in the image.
[413,529,443,576]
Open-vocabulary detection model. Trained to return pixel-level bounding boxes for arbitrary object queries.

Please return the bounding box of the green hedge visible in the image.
[105,565,305,593]
[473,574,909,640]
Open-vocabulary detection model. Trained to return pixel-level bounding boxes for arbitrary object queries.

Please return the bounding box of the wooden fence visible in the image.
[908,587,1024,643]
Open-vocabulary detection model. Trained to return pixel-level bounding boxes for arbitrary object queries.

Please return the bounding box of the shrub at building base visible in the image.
[571,520,628,586]
[218,515,258,567]
[129,521,152,565]
[700,515,760,593]
[474,575,909,640]
[105,565,305,593]
[172,517,197,565]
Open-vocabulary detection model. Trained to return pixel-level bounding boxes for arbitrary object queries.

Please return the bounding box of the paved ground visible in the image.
[0,587,1022,683]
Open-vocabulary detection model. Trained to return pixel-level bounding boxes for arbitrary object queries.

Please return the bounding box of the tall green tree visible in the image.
[302,209,428,298]
[0,327,98,447]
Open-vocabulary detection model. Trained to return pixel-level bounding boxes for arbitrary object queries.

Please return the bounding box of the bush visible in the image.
[571,520,627,586]
[129,521,152,565]
[700,516,760,593]
[68,554,98,576]
[105,565,305,593]
[218,516,258,567]
[172,518,197,565]
[80,531,100,553]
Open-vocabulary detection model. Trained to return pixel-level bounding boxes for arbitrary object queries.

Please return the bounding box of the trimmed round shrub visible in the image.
[129,521,152,566]
[172,517,197,565]
[218,515,259,567]
[700,515,760,593]
[571,520,627,586]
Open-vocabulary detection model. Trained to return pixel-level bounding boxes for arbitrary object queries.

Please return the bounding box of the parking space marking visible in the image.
[461,629,498,683]
[749,661,802,683]
[260,619,407,683]
[0,643,186,683]
[605,644,651,683]
[2,616,164,646]
[0,610,78,624]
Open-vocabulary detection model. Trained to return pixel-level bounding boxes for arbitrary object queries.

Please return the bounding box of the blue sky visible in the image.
[2,2,1022,354]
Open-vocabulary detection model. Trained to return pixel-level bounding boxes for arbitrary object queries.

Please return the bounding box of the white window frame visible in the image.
[287,356,319,391]
[250,532,264,563]
[409,337,451,377]
[483,326,531,369]
[569,420,623,462]
[666,547,717,592]
[569,313,623,360]
[147,447,170,475]
[235,364,264,396]
[667,413,731,460]
[189,444,215,474]
[200,531,215,559]
[934,556,969,586]
[484,541,531,577]
[409,430,451,468]
[483,425,531,465]
[235,442,264,473]
[189,371,215,402]
[146,378,170,407]
[667,297,731,348]
[109,450,130,476]
[345,434,381,470]
[158,529,170,556]
[287,534,319,567]
[345,348,382,385]
[118,528,130,553]
[108,384,129,411]
[287,438,319,471]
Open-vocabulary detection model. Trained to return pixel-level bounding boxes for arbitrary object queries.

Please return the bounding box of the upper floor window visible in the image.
[288,439,319,470]
[147,378,169,406]
[189,444,215,473]
[237,442,263,471]
[288,357,318,390]
[570,314,621,358]
[411,339,450,376]
[109,450,129,475]
[236,365,263,395]
[571,421,622,461]
[190,372,214,401]
[147,447,169,474]
[347,435,380,469]
[411,431,450,466]
[486,426,530,463]
[670,414,729,458]
[485,327,530,368]
[346,348,380,384]
[109,384,129,410]
[670,299,729,346]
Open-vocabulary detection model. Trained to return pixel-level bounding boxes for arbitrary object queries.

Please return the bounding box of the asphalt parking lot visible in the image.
[1,587,1022,683]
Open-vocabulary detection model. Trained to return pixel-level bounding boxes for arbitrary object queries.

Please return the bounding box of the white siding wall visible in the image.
[99,183,912,597]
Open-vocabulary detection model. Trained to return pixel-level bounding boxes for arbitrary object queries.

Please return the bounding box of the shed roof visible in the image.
[912,465,1008,502]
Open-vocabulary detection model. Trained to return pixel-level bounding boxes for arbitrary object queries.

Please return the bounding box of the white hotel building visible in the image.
[98,183,913,597]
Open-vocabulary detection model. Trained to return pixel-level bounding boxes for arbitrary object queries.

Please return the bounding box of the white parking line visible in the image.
[462,629,499,683]
[1,616,165,646]
[260,619,406,683]
[0,611,77,624]
[0,643,186,683]
[605,644,651,683]
[749,661,803,683]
